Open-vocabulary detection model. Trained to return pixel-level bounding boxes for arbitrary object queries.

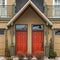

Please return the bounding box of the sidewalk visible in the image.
[0,56,60,60]
[44,57,60,60]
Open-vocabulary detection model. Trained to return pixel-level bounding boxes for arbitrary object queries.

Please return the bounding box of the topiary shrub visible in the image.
[48,38,57,59]
[49,52,57,59]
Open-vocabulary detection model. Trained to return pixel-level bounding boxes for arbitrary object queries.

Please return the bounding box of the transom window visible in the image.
[55,30,60,35]
[32,25,44,31]
[0,29,5,35]
[16,25,27,31]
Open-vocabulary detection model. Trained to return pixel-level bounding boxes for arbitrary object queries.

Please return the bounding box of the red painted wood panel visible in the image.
[32,31,44,55]
[16,31,27,55]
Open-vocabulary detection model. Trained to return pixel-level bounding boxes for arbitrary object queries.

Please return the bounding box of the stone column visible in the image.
[45,22,49,57]
[52,29,54,51]
[5,27,9,57]
[11,27,14,45]
[10,26,15,56]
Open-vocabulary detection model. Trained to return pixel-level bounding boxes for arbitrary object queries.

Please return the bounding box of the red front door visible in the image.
[32,25,44,55]
[16,31,27,55]
[16,25,27,55]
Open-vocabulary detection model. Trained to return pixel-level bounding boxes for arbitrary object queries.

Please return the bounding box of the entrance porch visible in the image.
[5,2,53,57]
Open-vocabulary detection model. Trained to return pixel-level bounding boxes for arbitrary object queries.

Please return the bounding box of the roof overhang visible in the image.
[7,0,53,27]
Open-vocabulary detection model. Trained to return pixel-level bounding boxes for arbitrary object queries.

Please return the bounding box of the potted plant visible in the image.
[49,52,57,59]
[35,51,44,60]
[5,48,11,60]
[48,38,57,59]
[17,51,24,60]
[26,53,33,60]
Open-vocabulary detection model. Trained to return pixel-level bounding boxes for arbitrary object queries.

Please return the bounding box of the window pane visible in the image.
[55,30,60,35]
[0,0,2,4]
[54,5,60,17]
[32,25,44,31]
[2,0,5,7]
[0,0,7,17]
[53,0,60,17]
[16,25,27,31]
[0,29,5,34]
[58,0,60,4]
[0,0,5,5]
[55,0,57,4]
[55,0,57,2]
[55,0,60,4]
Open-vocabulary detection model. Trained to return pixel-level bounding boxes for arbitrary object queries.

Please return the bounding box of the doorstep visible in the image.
[0,56,60,60]
[44,57,60,60]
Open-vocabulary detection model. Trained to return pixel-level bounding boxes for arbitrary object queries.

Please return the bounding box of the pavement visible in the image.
[0,56,60,60]
[44,57,60,60]
[11,57,60,60]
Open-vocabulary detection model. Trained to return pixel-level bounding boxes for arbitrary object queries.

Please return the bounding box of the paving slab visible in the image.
[0,57,6,60]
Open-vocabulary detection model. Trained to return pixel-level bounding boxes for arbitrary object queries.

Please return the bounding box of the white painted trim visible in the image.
[53,0,54,5]
[5,0,7,17]
[7,0,53,26]
[53,0,55,5]
[53,0,55,17]
[5,0,7,5]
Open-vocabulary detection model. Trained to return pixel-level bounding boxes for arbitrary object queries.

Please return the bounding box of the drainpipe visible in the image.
[45,22,49,57]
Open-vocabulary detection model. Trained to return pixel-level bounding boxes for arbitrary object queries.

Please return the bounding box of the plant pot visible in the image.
[26,53,33,60]
[49,58,55,60]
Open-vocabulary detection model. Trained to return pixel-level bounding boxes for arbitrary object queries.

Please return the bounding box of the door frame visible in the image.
[15,24,28,55]
[31,24,44,54]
